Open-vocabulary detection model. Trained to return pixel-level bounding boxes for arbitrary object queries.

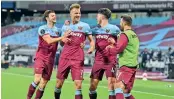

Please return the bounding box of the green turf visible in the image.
[1,67,174,99]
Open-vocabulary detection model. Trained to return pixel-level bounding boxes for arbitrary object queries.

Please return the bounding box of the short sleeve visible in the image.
[112,25,121,36]
[85,24,92,35]
[90,27,97,36]
[38,26,49,36]
[61,25,70,37]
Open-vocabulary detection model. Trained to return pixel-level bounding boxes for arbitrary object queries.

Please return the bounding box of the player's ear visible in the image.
[69,10,72,17]
[45,17,48,21]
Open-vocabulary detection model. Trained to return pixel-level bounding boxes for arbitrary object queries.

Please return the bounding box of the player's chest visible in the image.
[67,25,86,38]
[94,27,112,35]
[46,28,59,36]
[67,25,85,33]
[95,28,114,39]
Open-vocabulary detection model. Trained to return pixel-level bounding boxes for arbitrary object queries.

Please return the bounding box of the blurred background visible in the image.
[1,0,174,80]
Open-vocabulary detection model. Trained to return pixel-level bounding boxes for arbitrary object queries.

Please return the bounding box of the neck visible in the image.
[47,22,54,28]
[71,19,79,25]
[124,25,132,31]
[100,19,108,28]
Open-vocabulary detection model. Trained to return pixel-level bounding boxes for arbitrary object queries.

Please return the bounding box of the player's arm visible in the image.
[42,35,64,44]
[87,34,95,54]
[85,25,95,54]
[108,25,120,45]
[38,27,70,44]
[108,33,128,54]
[60,29,71,47]
[60,40,65,47]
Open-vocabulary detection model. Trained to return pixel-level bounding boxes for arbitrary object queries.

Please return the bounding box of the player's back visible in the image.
[93,24,120,64]
[35,25,61,63]
[60,21,91,61]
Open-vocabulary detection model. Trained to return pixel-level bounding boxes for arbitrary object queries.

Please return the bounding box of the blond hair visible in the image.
[69,3,81,11]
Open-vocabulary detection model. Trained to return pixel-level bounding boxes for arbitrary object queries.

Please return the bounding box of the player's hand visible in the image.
[105,44,114,50]
[62,37,71,43]
[63,29,71,37]
[80,42,85,49]
[108,37,116,45]
[64,20,70,25]
[87,47,94,54]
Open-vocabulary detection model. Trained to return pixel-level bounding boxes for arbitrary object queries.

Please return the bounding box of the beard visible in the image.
[97,19,102,25]
[52,20,56,24]
[53,21,56,25]
[74,17,80,23]
[120,26,124,31]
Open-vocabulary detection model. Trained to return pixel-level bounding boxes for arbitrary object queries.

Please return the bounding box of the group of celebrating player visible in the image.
[27,3,139,99]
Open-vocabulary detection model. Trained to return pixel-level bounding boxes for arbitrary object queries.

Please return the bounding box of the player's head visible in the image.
[120,15,132,31]
[69,3,81,23]
[43,10,56,23]
[97,8,111,24]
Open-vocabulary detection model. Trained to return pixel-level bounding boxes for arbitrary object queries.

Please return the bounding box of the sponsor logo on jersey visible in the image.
[69,32,82,37]
[96,35,109,39]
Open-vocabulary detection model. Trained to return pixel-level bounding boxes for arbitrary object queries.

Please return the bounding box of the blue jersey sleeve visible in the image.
[38,26,49,36]
[91,27,98,35]
[84,24,92,35]
[61,25,71,37]
[112,25,120,36]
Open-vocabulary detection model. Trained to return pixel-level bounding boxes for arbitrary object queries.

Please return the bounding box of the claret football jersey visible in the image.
[92,24,120,64]
[60,21,92,61]
[35,25,61,63]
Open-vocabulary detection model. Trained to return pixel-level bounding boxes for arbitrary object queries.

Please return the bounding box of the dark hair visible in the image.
[98,8,112,19]
[43,10,55,21]
[121,15,132,26]
[69,3,81,11]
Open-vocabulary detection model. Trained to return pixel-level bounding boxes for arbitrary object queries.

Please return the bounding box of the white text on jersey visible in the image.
[70,32,82,37]
[96,35,109,39]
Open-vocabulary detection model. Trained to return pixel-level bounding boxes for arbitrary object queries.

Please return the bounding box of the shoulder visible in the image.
[109,24,120,31]
[79,21,90,28]
[38,25,47,34]
[61,24,70,31]
[38,25,47,30]
[61,24,66,28]
[38,25,48,36]
[108,24,120,35]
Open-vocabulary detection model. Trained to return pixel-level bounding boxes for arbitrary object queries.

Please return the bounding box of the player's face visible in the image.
[47,12,56,23]
[70,8,81,23]
[120,18,125,31]
[96,13,104,25]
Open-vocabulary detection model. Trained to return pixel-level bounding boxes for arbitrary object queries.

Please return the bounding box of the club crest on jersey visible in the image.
[106,29,110,33]
[78,26,83,30]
